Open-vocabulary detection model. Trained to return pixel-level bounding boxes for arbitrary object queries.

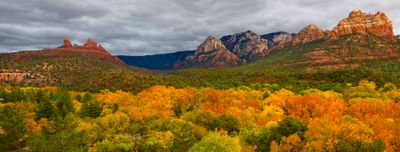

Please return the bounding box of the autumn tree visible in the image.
[336,140,385,152]
[0,105,28,151]
[188,132,241,152]
[210,114,241,135]
[271,115,307,141]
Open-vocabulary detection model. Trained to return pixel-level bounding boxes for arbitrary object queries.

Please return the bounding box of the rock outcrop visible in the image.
[55,38,124,64]
[261,31,294,46]
[98,45,107,52]
[292,24,327,45]
[174,36,243,68]
[330,10,394,41]
[221,30,271,61]
[60,37,73,48]
[0,71,28,82]
[84,38,98,48]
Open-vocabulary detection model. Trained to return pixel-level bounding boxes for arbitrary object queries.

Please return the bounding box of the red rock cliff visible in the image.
[330,10,394,41]
[292,24,326,45]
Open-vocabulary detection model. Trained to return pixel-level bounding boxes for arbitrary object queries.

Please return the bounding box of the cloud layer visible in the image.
[0,0,399,55]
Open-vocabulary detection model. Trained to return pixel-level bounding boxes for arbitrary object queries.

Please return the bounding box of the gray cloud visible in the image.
[0,0,399,55]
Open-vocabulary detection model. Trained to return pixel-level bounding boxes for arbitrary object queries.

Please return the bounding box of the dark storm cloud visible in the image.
[0,0,399,55]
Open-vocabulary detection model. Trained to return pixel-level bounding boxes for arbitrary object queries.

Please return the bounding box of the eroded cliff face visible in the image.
[0,71,27,82]
[221,31,271,61]
[271,33,294,46]
[195,36,228,55]
[261,32,294,46]
[291,24,327,45]
[330,10,394,41]
[61,37,73,48]
[174,36,243,68]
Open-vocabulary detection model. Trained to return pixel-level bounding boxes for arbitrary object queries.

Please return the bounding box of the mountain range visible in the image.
[122,10,396,71]
[118,50,194,70]
[1,10,399,92]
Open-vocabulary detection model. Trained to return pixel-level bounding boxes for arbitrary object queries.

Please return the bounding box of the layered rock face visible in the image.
[61,37,73,48]
[59,38,109,53]
[195,36,228,55]
[330,10,394,41]
[292,24,327,45]
[221,31,271,61]
[0,71,28,82]
[174,36,242,68]
[261,32,294,46]
[84,38,98,48]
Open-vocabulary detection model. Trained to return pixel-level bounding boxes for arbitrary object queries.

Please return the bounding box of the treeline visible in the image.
[70,64,400,95]
[1,80,399,151]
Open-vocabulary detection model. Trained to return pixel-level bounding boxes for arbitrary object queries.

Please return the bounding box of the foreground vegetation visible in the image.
[1,80,399,152]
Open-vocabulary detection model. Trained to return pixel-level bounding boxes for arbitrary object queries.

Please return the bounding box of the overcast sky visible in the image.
[0,0,399,55]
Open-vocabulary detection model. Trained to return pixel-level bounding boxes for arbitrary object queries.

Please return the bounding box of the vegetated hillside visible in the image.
[72,33,400,93]
[51,34,400,93]
[169,10,400,92]
[0,38,160,91]
[172,34,400,92]
[118,50,194,70]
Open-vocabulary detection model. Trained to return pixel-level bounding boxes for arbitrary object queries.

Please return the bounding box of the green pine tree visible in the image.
[79,94,102,118]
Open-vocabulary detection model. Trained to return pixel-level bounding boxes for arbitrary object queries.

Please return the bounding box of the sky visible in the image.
[0,0,399,55]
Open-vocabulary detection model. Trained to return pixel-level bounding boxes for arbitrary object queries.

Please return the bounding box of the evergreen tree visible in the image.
[79,94,102,118]
[75,94,82,102]
[55,88,74,118]
[35,92,54,120]
[0,106,27,150]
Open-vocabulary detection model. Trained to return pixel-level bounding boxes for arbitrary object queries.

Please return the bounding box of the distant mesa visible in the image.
[59,37,109,53]
[329,10,394,41]
[55,37,124,64]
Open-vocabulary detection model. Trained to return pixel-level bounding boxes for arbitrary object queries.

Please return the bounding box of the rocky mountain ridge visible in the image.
[174,10,397,69]
[173,36,243,68]
[221,30,271,61]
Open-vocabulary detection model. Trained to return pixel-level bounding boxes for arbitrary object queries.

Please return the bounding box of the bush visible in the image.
[271,115,307,140]
[188,132,241,152]
[210,114,240,135]
[336,140,385,152]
